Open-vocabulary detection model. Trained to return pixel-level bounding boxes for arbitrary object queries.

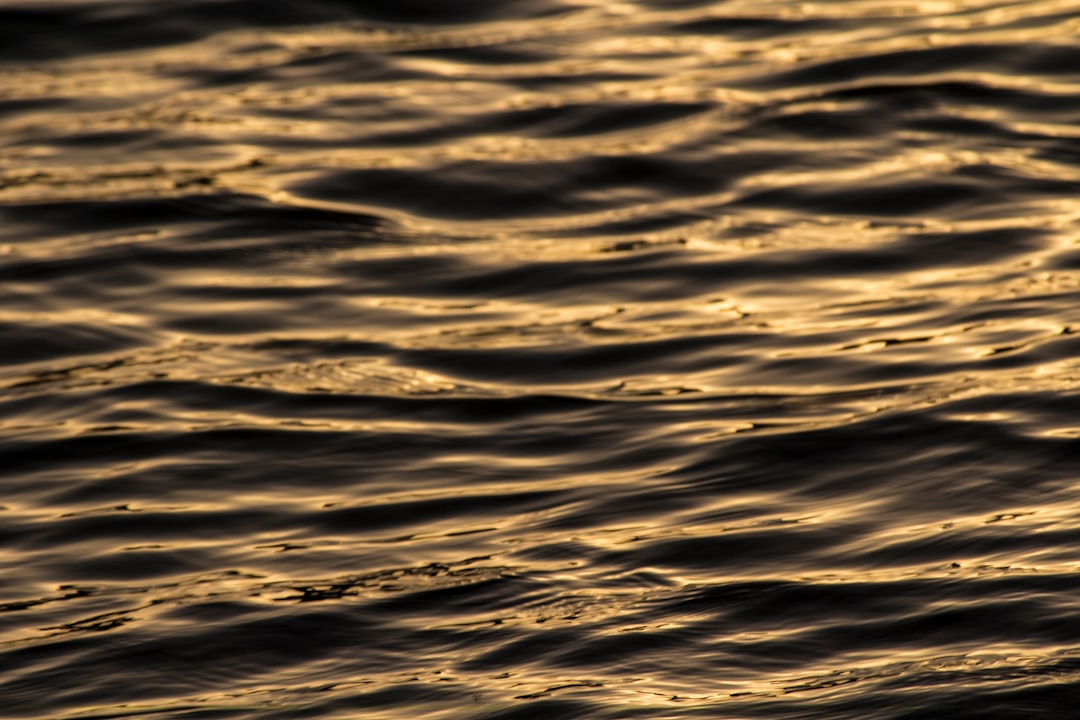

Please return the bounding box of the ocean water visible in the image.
[1,1,1079,717]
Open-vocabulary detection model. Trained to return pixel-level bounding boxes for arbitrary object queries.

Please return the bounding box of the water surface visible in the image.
[1,1,1079,717]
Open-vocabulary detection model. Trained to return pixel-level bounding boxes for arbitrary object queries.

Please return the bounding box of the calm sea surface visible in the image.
[2,1,1079,717]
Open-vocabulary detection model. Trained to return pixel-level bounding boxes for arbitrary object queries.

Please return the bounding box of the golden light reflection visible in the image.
[3,0,1080,716]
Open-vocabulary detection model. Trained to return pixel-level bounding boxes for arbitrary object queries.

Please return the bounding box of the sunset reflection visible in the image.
[1,0,1078,717]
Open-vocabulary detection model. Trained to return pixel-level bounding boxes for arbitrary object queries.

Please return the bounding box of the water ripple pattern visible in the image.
[1,1,1078,718]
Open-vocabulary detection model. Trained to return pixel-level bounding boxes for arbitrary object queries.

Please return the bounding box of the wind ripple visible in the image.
[2,0,1079,718]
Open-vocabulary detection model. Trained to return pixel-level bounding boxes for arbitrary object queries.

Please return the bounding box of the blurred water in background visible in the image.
[1,1,1079,717]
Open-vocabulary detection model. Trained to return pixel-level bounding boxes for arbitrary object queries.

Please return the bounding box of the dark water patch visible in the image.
[595,525,847,572]
[849,525,1080,568]
[736,227,1044,277]
[175,50,427,90]
[905,114,1020,139]
[748,44,1023,89]
[300,489,566,535]
[0,193,381,243]
[0,321,147,367]
[737,179,989,218]
[290,152,758,220]
[1013,43,1080,77]
[0,194,391,290]
[673,409,1080,508]
[358,102,713,147]
[398,335,750,385]
[530,102,713,139]
[0,1,336,63]
[733,105,895,141]
[318,0,570,26]
[394,43,554,65]
[674,16,839,39]
[820,79,1080,116]
[22,507,281,551]
[0,97,73,121]
[0,0,570,63]
[0,427,376,477]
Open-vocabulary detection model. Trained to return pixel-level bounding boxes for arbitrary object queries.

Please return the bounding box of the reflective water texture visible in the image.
[2,0,1079,717]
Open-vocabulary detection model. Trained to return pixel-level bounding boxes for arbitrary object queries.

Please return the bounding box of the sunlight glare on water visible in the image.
[1,0,1079,718]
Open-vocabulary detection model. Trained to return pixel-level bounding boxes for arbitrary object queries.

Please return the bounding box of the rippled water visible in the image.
[2,1,1079,717]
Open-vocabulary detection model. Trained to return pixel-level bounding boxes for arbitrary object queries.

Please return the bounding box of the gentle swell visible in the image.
[1,0,1079,718]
